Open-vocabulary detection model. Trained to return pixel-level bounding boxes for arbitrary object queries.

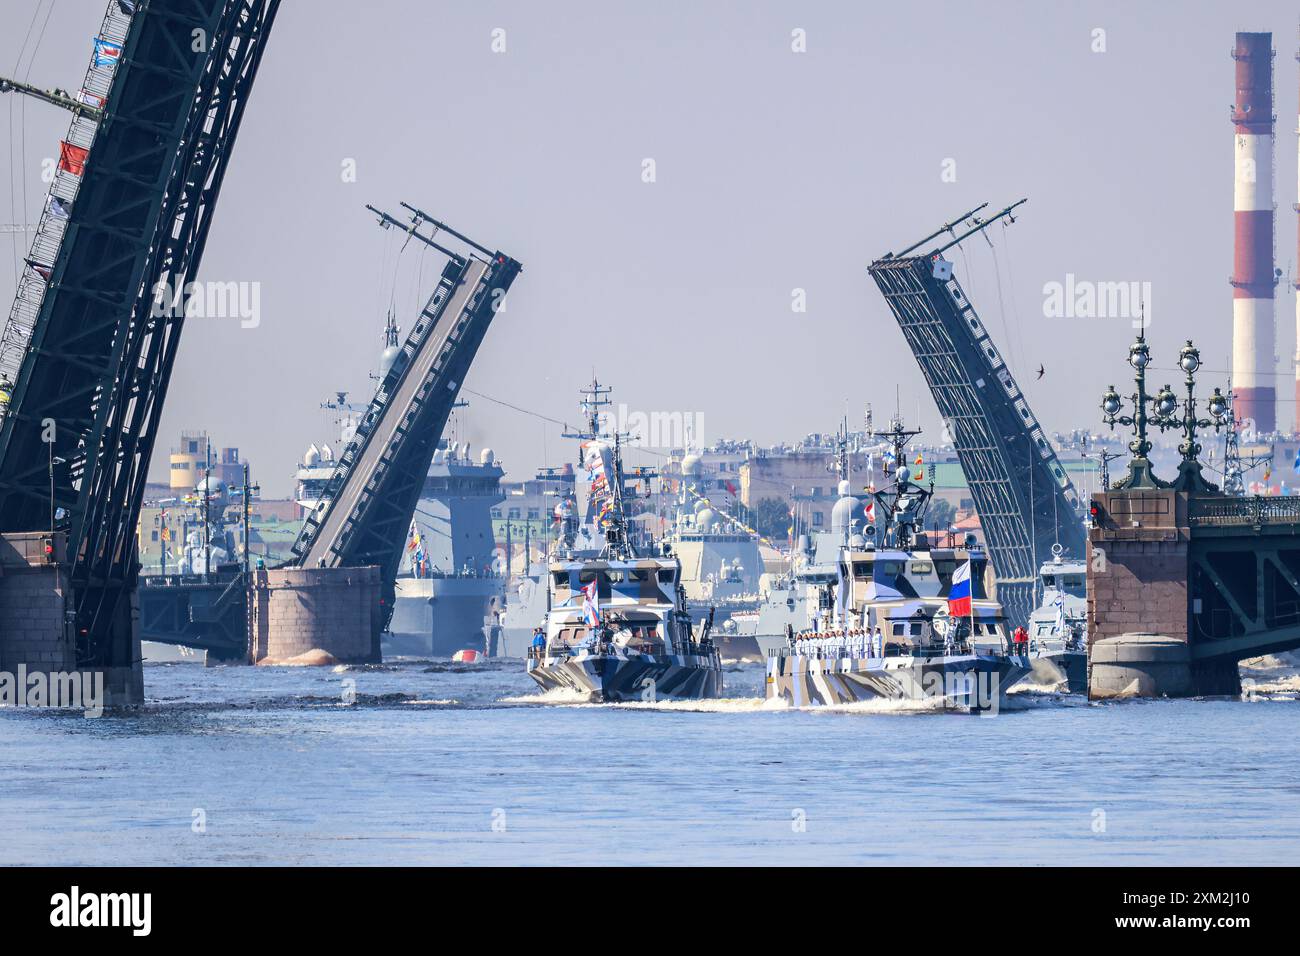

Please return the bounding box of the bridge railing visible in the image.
[1188,496,1300,528]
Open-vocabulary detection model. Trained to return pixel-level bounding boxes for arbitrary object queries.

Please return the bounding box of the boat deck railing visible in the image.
[772,637,1000,659]
[530,640,717,661]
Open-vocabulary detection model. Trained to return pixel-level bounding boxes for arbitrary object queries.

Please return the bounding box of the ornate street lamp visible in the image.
[1100,333,1162,489]
[1102,336,1229,493]
[1151,340,1228,492]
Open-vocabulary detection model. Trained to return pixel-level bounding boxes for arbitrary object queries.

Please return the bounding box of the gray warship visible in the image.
[748,424,885,656]
[665,451,765,659]
[1025,545,1087,691]
[293,318,506,659]
[525,380,723,702]
[498,458,768,661]
[765,419,1031,711]
[387,439,506,657]
[492,464,605,658]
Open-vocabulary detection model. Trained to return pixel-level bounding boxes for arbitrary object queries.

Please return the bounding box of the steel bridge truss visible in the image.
[290,205,521,632]
[0,0,281,667]
[868,204,1086,626]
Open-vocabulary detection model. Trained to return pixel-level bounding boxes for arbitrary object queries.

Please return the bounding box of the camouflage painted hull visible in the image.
[765,652,1031,711]
[527,650,723,702]
[1030,649,1087,693]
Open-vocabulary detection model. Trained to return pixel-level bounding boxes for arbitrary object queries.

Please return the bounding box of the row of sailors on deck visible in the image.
[794,627,886,658]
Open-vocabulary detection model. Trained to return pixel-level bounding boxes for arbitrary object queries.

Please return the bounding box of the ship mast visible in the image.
[563,378,645,560]
[866,417,927,550]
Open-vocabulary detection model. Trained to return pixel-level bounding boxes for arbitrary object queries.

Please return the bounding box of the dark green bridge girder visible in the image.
[0,0,281,669]
[1189,496,1300,661]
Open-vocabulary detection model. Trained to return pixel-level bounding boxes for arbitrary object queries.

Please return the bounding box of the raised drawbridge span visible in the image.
[868,202,1087,626]
[287,204,521,636]
[0,0,281,674]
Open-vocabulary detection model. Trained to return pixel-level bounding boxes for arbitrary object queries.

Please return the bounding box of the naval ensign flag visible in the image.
[948,559,972,617]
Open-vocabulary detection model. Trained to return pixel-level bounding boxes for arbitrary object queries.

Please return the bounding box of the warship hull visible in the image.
[1030,649,1087,693]
[527,650,723,703]
[685,599,763,660]
[766,652,1031,711]
[387,576,503,658]
[491,624,534,659]
[141,641,206,664]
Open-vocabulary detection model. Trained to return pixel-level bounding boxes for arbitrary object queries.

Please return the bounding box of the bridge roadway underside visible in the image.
[1087,488,1300,698]
[138,572,250,662]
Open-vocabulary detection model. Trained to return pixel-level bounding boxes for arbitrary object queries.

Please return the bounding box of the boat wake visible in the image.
[498,687,593,706]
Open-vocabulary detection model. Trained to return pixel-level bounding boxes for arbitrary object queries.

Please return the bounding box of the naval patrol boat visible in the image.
[493,465,606,658]
[764,419,1030,710]
[525,381,723,702]
[1025,545,1087,691]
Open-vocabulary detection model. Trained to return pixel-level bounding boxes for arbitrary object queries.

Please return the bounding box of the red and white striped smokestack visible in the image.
[1231,32,1277,435]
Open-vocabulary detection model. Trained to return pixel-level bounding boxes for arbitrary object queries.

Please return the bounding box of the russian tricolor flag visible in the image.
[582,580,601,628]
[948,559,972,617]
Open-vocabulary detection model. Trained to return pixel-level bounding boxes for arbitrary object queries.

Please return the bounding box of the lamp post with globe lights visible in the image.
[1101,336,1229,492]
[1100,334,1163,489]
[1150,341,1229,492]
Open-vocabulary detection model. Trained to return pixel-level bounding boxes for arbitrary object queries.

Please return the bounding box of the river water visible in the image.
[2,657,1298,865]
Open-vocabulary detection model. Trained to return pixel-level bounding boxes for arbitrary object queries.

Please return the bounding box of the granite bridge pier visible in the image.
[1088,334,1300,698]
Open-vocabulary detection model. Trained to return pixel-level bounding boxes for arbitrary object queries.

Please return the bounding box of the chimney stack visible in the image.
[1231,32,1277,435]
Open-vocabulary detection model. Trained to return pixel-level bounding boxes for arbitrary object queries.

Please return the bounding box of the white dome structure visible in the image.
[681,453,704,477]
[479,447,494,466]
[304,443,321,467]
[379,344,402,377]
[831,491,861,534]
[195,476,227,500]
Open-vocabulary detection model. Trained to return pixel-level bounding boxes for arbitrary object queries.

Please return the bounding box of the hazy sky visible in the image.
[4,0,1299,496]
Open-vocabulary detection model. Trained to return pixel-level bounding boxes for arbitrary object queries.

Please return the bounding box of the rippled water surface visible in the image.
[2,658,1297,865]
